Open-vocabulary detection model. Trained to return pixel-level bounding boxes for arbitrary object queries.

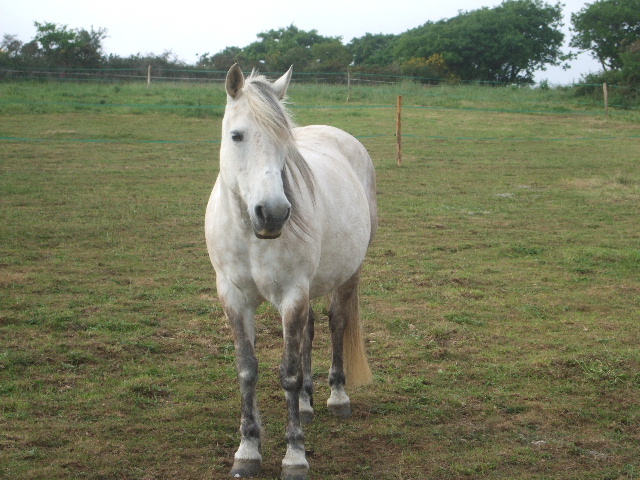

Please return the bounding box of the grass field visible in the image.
[1,80,639,479]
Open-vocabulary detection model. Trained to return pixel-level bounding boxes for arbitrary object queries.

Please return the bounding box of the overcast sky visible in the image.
[2,0,601,84]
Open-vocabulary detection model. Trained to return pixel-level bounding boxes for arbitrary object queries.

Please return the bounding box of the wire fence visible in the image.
[2,133,638,145]
[0,65,628,89]
[1,67,638,147]
[1,85,636,116]
[1,66,228,84]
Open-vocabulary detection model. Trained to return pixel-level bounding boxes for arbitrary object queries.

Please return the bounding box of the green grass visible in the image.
[1,81,639,479]
[2,78,638,121]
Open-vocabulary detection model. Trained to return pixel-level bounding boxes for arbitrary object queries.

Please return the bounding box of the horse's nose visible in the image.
[252,201,291,239]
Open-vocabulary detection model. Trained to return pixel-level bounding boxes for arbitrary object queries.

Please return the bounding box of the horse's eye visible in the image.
[231,131,244,142]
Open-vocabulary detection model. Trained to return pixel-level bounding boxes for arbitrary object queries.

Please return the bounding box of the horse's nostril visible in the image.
[255,205,266,222]
[255,204,289,224]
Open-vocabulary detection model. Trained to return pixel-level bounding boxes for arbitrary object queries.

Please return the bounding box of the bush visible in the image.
[620,40,640,86]
[575,71,639,109]
[400,54,459,84]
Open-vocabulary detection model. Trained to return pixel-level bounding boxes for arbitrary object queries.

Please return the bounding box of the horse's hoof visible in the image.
[328,402,351,419]
[230,459,261,478]
[299,409,314,425]
[281,465,309,480]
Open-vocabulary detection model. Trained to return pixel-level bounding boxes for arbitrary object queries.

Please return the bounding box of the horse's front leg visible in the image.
[280,296,311,480]
[219,283,262,478]
[299,305,315,425]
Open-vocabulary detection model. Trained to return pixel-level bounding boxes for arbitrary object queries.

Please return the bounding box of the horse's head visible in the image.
[220,64,294,239]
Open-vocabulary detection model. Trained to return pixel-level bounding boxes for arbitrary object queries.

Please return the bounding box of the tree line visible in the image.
[2,0,639,86]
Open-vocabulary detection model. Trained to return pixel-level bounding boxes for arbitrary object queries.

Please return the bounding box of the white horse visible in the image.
[205,64,377,480]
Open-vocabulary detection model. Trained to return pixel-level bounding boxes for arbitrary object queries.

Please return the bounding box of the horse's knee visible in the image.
[280,371,303,393]
[238,367,258,390]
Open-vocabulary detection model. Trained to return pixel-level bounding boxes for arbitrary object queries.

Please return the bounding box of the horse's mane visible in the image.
[244,71,316,239]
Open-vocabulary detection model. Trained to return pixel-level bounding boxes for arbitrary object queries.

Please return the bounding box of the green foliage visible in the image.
[575,38,640,103]
[347,33,398,67]
[105,50,187,71]
[570,0,640,71]
[197,46,246,69]
[0,3,579,84]
[307,40,352,72]
[200,0,569,83]
[1,34,23,58]
[400,54,459,84]
[621,40,640,85]
[400,57,435,82]
[196,25,351,74]
[394,0,567,83]
[5,21,108,69]
[244,25,346,72]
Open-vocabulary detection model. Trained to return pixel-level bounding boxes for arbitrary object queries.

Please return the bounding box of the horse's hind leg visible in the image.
[299,304,315,425]
[327,268,361,418]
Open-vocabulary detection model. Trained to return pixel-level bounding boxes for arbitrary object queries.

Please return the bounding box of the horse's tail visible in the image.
[341,275,373,389]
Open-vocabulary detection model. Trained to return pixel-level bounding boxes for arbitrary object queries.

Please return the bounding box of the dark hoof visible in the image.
[300,409,314,425]
[328,403,351,419]
[230,458,261,478]
[281,465,309,480]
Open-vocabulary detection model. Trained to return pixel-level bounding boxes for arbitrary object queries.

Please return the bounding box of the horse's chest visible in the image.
[212,236,308,299]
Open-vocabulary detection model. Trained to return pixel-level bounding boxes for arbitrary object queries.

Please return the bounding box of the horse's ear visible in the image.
[226,64,244,99]
[272,65,293,100]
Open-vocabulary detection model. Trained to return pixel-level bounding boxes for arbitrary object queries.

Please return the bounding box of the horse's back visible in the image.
[294,125,377,240]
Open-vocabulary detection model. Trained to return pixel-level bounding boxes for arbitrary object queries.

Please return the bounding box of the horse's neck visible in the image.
[285,146,315,202]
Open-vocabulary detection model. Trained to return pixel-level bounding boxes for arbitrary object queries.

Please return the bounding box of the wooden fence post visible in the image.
[147,65,151,88]
[396,95,403,166]
[603,82,609,117]
[346,68,351,103]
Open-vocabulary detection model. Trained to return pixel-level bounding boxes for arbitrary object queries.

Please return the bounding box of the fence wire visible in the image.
[0,66,629,89]
[1,70,638,146]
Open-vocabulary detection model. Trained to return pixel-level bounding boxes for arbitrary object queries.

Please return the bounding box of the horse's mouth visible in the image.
[254,230,282,240]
